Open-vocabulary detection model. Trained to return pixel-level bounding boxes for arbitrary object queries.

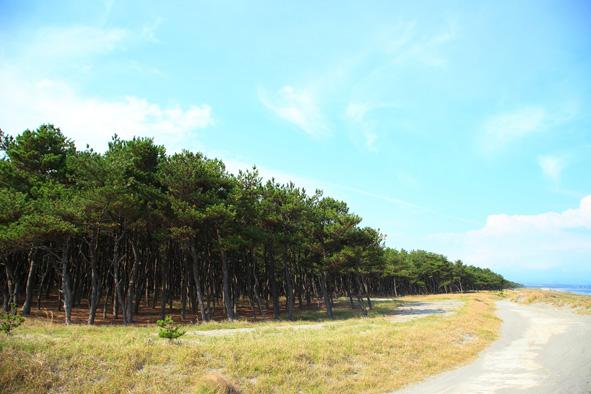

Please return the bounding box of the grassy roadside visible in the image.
[502,288,591,314]
[0,293,501,393]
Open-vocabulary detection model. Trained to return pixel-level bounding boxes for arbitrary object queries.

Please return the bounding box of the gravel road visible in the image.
[396,301,591,393]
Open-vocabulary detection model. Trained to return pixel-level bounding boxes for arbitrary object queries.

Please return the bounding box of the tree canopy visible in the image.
[0,125,518,324]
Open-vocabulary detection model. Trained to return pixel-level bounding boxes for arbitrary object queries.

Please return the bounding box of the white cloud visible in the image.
[24,26,129,60]
[345,101,401,151]
[2,22,170,85]
[345,102,377,150]
[431,195,591,275]
[0,70,213,152]
[376,20,457,67]
[258,85,329,137]
[480,107,547,153]
[258,21,459,144]
[479,104,579,155]
[1,21,211,153]
[406,20,458,67]
[538,155,566,181]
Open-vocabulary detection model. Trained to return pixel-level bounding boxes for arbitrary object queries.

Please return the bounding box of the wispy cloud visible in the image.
[478,103,579,155]
[141,17,165,44]
[258,85,329,137]
[328,182,478,225]
[479,106,547,154]
[345,102,378,150]
[7,21,165,79]
[538,154,566,181]
[220,154,475,226]
[258,20,459,146]
[345,101,401,151]
[376,19,458,67]
[402,19,459,67]
[25,25,130,60]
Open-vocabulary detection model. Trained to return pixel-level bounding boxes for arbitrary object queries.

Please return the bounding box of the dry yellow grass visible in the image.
[503,288,591,314]
[195,372,241,394]
[0,293,501,393]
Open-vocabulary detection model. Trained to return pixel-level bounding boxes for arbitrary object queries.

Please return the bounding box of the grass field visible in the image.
[0,293,501,393]
[502,288,591,314]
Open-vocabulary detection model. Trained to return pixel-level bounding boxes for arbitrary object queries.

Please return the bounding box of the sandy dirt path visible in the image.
[189,300,463,337]
[396,301,591,393]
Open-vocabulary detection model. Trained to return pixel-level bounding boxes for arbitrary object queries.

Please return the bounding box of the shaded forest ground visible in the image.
[1,292,502,393]
[19,293,407,325]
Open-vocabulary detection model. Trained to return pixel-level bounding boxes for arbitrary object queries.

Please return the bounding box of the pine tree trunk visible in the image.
[1,272,9,312]
[61,239,73,325]
[216,228,234,321]
[22,249,36,315]
[252,259,264,316]
[320,272,334,319]
[125,242,138,323]
[347,274,355,308]
[190,243,207,322]
[112,233,127,323]
[181,261,187,320]
[4,259,16,307]
[88,233,99,325]
[284,247,294,320]
[362,277,372,310]
[266,246,280,319]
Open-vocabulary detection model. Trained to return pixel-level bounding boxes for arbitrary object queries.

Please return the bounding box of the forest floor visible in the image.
[0,292,502,393]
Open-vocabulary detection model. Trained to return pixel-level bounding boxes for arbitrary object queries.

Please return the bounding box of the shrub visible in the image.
[1,304,25,335]
[156,315,186,341]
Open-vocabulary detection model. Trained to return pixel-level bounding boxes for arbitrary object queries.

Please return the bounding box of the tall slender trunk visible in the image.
[190,242,207,322]
[347,274,355,308]
[4,258,16,307]
[362,277,372,310]
[180,257,187,320]
[320,271,334,319]
[112,232,127,323]
[88,231,99,325]
[216,228,233,321]
[61,239,73,325]
[1,271,9,312]
[251,250,264,316]
[22,249,36,315]
[284,245,294,320]
[305,274,312,307]
[36,256,49,310]
[354,274,368,315]
[266,245,280,319]
[125,241,138,323]
[159,246,169,320]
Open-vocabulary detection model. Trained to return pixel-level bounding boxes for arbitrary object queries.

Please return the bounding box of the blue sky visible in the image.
[1,1,590,285]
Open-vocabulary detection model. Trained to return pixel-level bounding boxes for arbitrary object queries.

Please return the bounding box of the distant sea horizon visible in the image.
[527,285,591,296]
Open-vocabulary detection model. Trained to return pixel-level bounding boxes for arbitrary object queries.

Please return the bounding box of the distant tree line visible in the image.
[0,125,518,325]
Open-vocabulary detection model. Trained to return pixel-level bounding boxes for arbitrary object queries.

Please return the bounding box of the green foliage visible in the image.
[1,304,25,335]
[4,124,75,187]
[156,315,186,341]
[382,248,514,294]
[0,123,515,328]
